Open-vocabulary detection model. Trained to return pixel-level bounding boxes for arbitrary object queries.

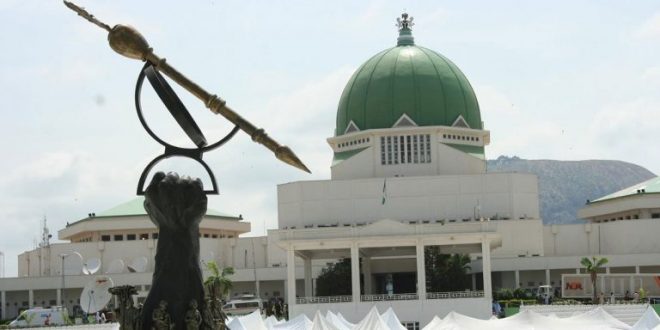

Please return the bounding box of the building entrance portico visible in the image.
[273,219,500,324]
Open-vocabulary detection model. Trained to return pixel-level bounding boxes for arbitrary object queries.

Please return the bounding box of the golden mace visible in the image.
[63,1,310,174]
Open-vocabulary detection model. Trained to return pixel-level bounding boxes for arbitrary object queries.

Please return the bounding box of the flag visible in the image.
[381,178,387,205]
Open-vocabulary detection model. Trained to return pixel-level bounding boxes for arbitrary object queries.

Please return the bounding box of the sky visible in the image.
[1,0,659,277]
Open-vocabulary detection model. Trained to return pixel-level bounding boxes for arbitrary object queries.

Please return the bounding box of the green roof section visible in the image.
[444,143,485,160]
[335,28,481,136]
[591,176,660,203]
[332,147,369,167]
[94,197,240,219]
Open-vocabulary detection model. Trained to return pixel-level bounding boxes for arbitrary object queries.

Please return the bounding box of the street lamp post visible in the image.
[59,253,69,307]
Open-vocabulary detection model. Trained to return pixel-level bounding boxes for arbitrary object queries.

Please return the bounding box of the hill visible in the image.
[487,156,656,224]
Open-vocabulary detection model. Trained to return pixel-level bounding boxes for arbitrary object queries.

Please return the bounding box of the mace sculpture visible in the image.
[63,2,310,329]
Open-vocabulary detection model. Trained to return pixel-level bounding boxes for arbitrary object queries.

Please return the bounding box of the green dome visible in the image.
[335,26,481,136]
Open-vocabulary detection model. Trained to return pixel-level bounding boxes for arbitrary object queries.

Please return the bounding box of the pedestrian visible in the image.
[599,292,605,305]
[610,292,615,304]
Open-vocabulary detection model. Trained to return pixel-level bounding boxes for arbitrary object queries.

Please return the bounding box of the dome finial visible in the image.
[396,13,415,46]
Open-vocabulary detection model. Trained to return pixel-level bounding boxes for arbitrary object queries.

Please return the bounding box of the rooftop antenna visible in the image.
[39,216,52,248]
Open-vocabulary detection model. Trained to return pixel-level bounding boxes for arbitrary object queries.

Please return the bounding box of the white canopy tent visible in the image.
[226,305,658,330]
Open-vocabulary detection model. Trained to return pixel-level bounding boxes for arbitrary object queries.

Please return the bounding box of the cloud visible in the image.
[586,98,660,156]
[642,66,660,81]
[474,85,519,117]
[634,12,660,39]
[0,151,138,276]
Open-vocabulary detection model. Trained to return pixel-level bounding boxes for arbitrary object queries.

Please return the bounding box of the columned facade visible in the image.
[276,219,500,324]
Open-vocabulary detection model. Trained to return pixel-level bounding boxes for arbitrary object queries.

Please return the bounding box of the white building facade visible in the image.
[2,13,660,327]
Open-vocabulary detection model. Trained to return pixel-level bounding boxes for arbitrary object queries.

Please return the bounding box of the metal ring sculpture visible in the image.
[134,62,240,195]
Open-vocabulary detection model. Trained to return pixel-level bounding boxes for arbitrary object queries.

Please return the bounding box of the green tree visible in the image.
[580,256,608,303]
[204,261,234,329]
[315,258,353,296]
[425,247,472,292]
[204,261,234,300]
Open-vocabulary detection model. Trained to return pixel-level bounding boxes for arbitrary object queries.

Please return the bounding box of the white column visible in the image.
[304,257,312,297]
[515,270,520,289]
[1,291,6,320]
[56,289,61,307]
[286,246,296,305]
[283,280,288,303]
[481,239,492,300]
[416,241,426,299]
[28,289,34,308]
[545,269,551,285]
[350,244,360,303]
[255,281,261,299]
[363,257,372,295]
[606,267,610,274]
[576,268,580,274]
[635,265,640,274]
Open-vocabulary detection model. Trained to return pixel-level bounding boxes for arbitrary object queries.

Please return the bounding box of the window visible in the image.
[114,235,123,241]
[203,234,210,238]
[212,234,218,238]
[127,234,136,241]
[101,235,111,242]
[380,134,432,165]
[152,233,159,239]
[386,136,393,164]
[380,137,386,164]
[393,136,399,164]
[139,233,149,240]
[413,135,418,163]
[652,213,660,219]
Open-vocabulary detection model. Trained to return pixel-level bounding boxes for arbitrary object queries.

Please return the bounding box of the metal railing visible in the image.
[295,291,484,304]
[426,291,484,299]
[360,293,419,302]
[296,295,352,304]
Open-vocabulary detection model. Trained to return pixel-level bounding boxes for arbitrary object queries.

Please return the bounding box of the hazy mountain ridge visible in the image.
[487,156,656,224]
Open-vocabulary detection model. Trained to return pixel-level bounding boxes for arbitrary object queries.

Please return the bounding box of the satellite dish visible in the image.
[105,259,125,274]
[63,252,83,275]
[80,275,114,313]
[83,257,102,275]
[127,256,148,273]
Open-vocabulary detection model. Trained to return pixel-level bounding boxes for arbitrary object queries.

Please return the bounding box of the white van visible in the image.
[223,295,263,316]
[8,306,71,327]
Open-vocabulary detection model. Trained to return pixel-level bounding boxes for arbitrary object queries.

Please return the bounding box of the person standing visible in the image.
[610,292,615,304]
[599,292,605,305]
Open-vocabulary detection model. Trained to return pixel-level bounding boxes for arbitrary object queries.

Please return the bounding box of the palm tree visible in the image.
[580,256,608,303]
[205,261,234,299]
[204,261,234,328]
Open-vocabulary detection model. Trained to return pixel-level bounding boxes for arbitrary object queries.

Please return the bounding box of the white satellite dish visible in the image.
[80,275,114,314]
[105,259,125,274]
[63,252,83,275]
[82,257,102,275]
[127,256,148,273]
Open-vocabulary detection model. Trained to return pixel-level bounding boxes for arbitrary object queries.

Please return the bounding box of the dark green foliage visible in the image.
[496,288,513,300]
[315,258,353,296]
[424,247,471,292]
[512,288,528,299]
